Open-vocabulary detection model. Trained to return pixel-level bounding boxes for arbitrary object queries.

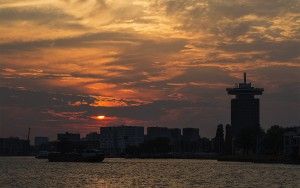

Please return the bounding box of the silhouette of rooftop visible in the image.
[226,73,264,96]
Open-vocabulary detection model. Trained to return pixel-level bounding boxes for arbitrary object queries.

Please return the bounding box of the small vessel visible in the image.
[35,151,49,159]
[48,149,105,162]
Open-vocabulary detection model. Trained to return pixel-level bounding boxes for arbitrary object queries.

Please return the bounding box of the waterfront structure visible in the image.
[283,127,300,160]
[99,127,115,154]
[147,127,171,140]
[181,128,200,153]
[147,127,184,142]
[0,137,30,156]
[224,124,233,154]
[182,128,200,142]
[169,128,182,143]
[57,132,80,142]
[34,137,49,146]
[85,132,101,141]
[100,125,144,154]
[213,124,224,154]
[226,73,264,153]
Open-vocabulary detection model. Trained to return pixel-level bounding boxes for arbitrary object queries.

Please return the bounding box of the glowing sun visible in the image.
[96,115,105,120]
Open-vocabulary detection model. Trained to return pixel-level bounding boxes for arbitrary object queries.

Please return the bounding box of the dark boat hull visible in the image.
[48,153,105,163]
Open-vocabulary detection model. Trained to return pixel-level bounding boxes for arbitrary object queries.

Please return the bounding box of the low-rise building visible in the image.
[0,137,30,156]
[284,127,300,160]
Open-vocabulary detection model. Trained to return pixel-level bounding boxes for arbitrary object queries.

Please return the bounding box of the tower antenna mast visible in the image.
[27,127,31,141]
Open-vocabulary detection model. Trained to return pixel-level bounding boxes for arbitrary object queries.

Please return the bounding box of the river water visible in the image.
[0,157,299,187]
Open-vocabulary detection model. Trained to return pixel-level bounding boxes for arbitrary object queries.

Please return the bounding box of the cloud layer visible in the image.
[0,0,299,139]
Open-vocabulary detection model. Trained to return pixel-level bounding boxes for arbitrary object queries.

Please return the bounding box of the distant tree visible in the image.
[263,125,285,155]
[234,124,262,155]
[224,124,233,155]
[200,137,212,153]
[214,124,224,154]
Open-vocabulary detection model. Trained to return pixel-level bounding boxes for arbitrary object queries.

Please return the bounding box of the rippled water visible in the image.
[0,157,299,187]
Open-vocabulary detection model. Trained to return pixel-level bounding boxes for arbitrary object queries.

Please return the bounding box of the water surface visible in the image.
[0,157,299,187]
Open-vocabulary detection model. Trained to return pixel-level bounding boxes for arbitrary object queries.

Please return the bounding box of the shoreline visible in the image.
[1,155,299,165]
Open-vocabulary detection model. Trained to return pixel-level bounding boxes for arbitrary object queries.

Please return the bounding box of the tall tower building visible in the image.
[226,73,264,152]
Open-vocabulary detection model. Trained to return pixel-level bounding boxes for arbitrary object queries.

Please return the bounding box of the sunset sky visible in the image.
[0,0,299,140]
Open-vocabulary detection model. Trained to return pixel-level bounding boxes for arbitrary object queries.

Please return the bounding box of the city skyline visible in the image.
[0,0,299,140]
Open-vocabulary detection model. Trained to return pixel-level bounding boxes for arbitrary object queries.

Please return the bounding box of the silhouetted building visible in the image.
[85,132,101,141]
[214,124,224,154]
[99,127,115,154]
[199,137,212,153]
[283,127,300,160]
[34,137,49,146]
[147,127,171,140]
[100,125,144,154]
[182,128,200,142]
[169,128,181,143]
[145,127,183,153]
[57,132,80,142]
[181,128,200,153]
[168,128,182,152]
[226,73,264,153]
[224,124,233,154]
[0,137,30,156]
